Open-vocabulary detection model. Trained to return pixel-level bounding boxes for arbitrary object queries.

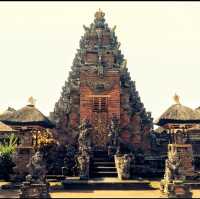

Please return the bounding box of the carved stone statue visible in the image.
[164,158,181,183]
[77,150,90,180]
[115,153,132,180]
[77,119,92,179]
[108,115,120,147]
[19,151,50,198]
[26,151,47,183]
[78,119,92,149]
[121,154,132,179]
[164,148,183,182]
[160,146,190,198]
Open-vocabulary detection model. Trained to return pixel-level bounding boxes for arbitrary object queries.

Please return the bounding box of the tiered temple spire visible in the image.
[50,10,153,149]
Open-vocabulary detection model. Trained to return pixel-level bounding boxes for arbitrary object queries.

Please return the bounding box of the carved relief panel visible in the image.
[85,52,98,64]
[80,70,120,148]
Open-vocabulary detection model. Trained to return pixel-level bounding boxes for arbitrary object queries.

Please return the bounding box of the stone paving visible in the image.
[1,181,200,198]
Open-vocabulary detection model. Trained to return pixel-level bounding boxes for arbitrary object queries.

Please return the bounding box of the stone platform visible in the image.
[62,177,153,190]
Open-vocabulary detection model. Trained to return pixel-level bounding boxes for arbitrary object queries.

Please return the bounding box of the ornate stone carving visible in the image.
[160,143,194,198]
[19,150,50,198]
[78,119,92,149]
[26,151,47,183]
[50,9,154,179]
[85,79,116,93]
[115,153,133,180]
[77,150,90,180]
[77,119,92,179]
[107,115,120,148]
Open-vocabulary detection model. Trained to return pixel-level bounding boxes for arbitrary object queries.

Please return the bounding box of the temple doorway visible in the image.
[91,96,109,150]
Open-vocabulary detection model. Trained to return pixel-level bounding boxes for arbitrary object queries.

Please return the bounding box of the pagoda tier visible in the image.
[50,9,153,153]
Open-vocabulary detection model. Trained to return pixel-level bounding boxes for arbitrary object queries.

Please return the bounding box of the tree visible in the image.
[0,133,18,179]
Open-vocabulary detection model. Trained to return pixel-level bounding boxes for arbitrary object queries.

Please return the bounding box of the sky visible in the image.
[0,1,200,125]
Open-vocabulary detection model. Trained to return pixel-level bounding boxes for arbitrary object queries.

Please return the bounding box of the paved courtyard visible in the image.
[1,181,200,198]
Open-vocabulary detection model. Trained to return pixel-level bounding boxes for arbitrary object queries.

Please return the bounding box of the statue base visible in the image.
[160,180,192,198]
[114,154,131,180]
[19,181,51,198]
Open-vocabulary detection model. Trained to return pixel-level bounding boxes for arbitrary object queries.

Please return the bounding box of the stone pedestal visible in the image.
[19,181,50,198]
[168,144,194,178]
[160,180,192,198]
[114,154,132,180]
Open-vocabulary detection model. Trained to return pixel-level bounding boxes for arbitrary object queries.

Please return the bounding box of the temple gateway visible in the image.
[50,9,153,153]
[48,9,200,179]
[49,9,156,178]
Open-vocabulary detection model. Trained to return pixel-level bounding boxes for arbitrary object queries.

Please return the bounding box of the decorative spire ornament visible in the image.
[28,96,36,106]
[173,93,180,104]
[95,8,105,20]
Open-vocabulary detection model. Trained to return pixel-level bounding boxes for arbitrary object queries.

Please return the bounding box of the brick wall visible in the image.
[80,69,120,122]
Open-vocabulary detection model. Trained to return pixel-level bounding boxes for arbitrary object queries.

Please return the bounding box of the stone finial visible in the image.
[95,8,105,20]
[173,93,180,104]
[28,96,36,106]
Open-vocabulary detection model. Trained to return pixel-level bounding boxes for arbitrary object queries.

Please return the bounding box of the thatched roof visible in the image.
[0,107,16,121]
[0,121,15,132]
[195,107,200,113]
[155,95,200,126]
[0,104,54,128]
[154,126,167,134]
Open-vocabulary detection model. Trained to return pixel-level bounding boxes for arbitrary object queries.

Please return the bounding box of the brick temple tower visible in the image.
[50,9,153,153]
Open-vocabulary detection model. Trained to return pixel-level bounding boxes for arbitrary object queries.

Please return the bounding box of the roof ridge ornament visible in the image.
[173,93,180,104]
[95,8,105,20]
[28,96,36,107]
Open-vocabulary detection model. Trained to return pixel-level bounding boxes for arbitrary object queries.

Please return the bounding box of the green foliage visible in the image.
[0,133,18,179]
[0,133,18,156]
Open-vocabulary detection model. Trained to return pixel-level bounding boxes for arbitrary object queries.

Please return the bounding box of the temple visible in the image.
[0,9,200,197]
[50,8,153,154]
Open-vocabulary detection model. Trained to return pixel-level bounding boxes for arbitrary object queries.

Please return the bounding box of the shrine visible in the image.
[49,9,154,179]
[0,97,55,180]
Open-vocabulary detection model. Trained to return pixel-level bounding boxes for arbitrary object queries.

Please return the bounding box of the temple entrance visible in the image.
[91,96,109,150]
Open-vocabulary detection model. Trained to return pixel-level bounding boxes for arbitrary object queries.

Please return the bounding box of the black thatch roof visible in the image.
[0,121,15,132]
[155,103,200,126]
[0,105,54,128]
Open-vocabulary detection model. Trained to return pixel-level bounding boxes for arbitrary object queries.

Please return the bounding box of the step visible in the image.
[91,171,118,177]
[93,151,109,156]
[62,178,153,190]
[93,157,114,162]
[91,167,117,172]
[46,175,65,180]
[93,162,115,166]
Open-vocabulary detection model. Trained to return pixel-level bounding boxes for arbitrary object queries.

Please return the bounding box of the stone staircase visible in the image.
[61,149,152,190]
[90,150,118,178]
